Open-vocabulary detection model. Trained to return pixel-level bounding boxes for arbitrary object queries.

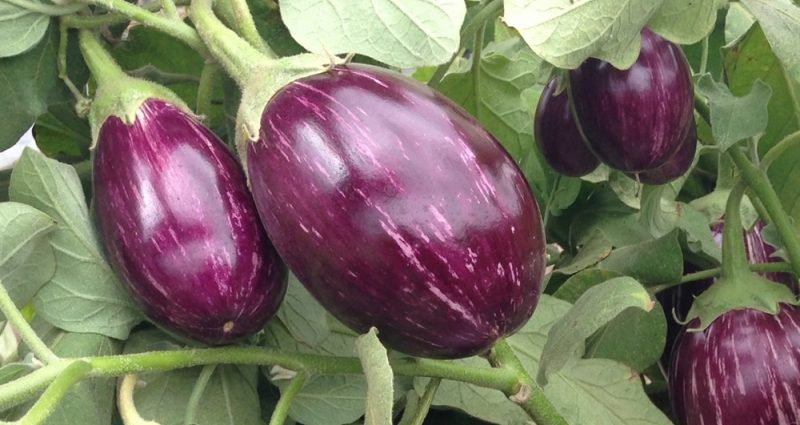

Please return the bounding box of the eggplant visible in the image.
[247,64,546,359]
[94,99,287,345]
[569,28,694,172]
[631,120,697,185]
[669,306,800,425]
[534,77,600,177]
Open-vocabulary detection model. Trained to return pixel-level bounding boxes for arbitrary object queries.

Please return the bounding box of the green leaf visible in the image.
[355,328,393,425]
[599,231,684,285]
[9,149,141,339]
[504,0,663,69]
[725,3,756,45]
[609,172,641,209]
[0,202,56,317]
[546,176,582,218]
[648,0,719,44]
[281,375,369,425]
[553,269,624,303]
[554,229,613,275]
[439,37,550,162]
[741,0,800,84]
[0,362,34,385]
[544,358,672,425]
[33,104,92,163]
[538,277,655,382]
[276,273,330,347]
[0,2,49,58]
[419,295,571,425]
[0,26,70,151]
[279,0,466,68]
[585,302,667,372]
[695,74,772,151]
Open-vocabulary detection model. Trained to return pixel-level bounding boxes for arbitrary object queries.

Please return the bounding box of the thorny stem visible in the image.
[268,371,307,425]
[728,147,800,278]
[0,283,58,364]
[428,0,503,88]
[491,340,568,425]
[183,365,216,425]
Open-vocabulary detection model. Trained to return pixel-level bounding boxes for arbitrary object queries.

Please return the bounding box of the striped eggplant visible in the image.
[247,64,546,359]
[669,306,800,425]
[569,28,694,172]
[631,120,697,185]
[534,77,600,177]
[94,99,287,345]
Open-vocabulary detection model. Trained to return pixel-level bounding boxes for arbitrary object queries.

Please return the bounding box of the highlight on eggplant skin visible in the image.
[569,28,694,172]
[93,99,287,345]
[630,120,697,185]
[534,77,600,177]
[669,306,800,425]
[247,64,546,359]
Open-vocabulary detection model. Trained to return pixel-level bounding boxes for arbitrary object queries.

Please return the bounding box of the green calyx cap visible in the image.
[685,272,799,332]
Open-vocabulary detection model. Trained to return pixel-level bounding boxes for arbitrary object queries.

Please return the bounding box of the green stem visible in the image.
[471,21,486,114]
[77,0,207,55]
[57,21,86,103]
[492,340,568,425]
[721,181,751,278]
[728,147,800,278]
[0,283,58,364]
[542,174,562,230]
[699,36,709,75]
[18,361,91,425]
[78,30,128,88]
[190,0,271,87]
[184,365,216,425]
[428,0,502,88]
[62,0,191,28]
[0,361,71,411]
[4,0,86,16]
[117,374,157,425]
[694,92,711,125]
[650,262,794,293]
[409,378,440,425]
[761,130,800,171]
[268,371,307,425]
[127,64,201,84]
[162,0,180,20]
[196,62,221,119]
[227,0,274,56]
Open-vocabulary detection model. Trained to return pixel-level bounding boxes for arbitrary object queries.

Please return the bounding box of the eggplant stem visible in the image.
[268,371,307,425]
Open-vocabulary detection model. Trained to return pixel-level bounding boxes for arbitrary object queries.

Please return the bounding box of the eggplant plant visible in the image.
[0,1,799,425]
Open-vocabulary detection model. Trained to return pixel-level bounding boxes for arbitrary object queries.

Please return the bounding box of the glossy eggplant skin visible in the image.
[248,64,546,359]
[669,306,800,425]
[632,120,697,185]
[94,99,287,345]
[569,29,694,172]
[534,77,600,177]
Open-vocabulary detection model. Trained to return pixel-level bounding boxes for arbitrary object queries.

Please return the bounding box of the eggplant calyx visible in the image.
[684,273,799,331]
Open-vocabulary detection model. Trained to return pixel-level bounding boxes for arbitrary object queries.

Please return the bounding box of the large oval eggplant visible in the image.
[94,99,287,345]
[247,64,546,359]
[569,28,694,172]
[631,119,697,185]
[534,77,600,177]
[669,306,800,425]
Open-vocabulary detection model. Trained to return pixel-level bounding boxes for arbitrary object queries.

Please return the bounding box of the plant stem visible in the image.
[0,283,58,364]
[409,378,440,425]
[760,130,800,170]
[162,0,180,20]
[694,92,711,125]
[18,361,91,425]
[0,361,72,411]
[471,21,486,114]
[78,30,127,88]
[117,374,158,425]
[196,62,221,119]
[721,181,750,279]
[227,0,274,56]
[190,0,271,86]
[699,36,709,75]
[4,0,86,16]
[428,0,502,88]
[650,262,794,293]
[57,21,86,103]
[62,0,191,28]
[77,0,207,55]
[268,371,307,425]
[183,365,216,425]
[728,147,800,278]
[492,340,568,425]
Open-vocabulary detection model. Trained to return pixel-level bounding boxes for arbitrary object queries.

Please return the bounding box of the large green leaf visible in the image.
[9,149,141,339]
[598,231,684,285]
[0,2,50,58]
[585,302,667,372]
[279,0,466,68]
[355,329,393,425]
[276,273,330,347]
[741,0,800,84]
[0,202,55,319]
[648,0,719,44]
[504,0,663,69]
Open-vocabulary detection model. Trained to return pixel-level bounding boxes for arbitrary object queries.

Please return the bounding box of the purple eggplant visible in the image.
[569,28,694,172]
[94,99,287,345]
[247,64,546,359]
[669,306,800,425]
[534,77,600,177]
[630,120,697,185]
